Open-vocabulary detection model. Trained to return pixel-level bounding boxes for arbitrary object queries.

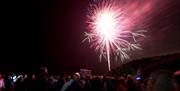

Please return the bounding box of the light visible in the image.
[136,76,141,80]
[96,11,116,41]
[12,75,17,82]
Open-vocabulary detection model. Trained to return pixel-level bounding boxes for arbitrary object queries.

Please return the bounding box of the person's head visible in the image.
[0,74,2,79]
[32,74,36,80]
[173,70,180,91]
[127,74,134,85]
[146,76,153,91]
[118,77,127,87]
[117,76,127,91]
[40,67,48,75]
[73,72,81,81]
[150,69,174,91]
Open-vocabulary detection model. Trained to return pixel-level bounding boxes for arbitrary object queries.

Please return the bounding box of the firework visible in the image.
[84,0,147,71]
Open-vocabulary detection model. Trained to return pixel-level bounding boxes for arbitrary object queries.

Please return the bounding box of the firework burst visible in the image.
[84,0,147,71]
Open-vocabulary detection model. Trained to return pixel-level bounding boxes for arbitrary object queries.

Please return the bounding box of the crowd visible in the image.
[0,67,179,91]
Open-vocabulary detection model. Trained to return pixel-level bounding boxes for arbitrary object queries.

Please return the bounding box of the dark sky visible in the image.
[2,0,180,74]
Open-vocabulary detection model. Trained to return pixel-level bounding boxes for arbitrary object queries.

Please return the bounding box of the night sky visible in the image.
[2,0,180,74]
